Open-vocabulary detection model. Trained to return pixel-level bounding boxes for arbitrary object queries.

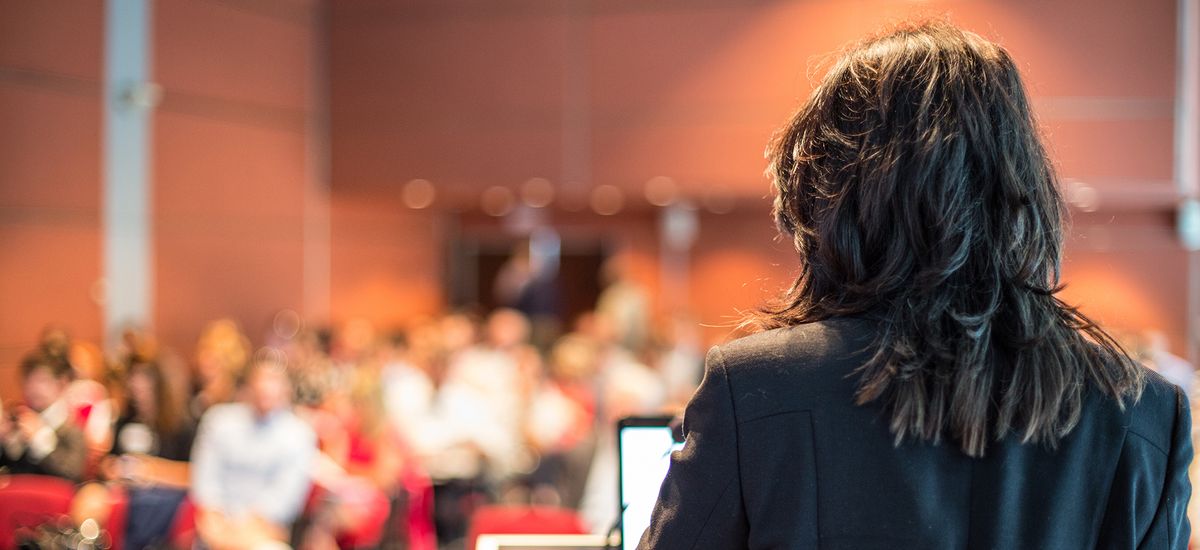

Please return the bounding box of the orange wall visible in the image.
[0,1,328,399]
[0,0,1189,399]
[328,0,1187,351]
[0,0,105,396]
[152,0,325,354]
[330,192,442,328]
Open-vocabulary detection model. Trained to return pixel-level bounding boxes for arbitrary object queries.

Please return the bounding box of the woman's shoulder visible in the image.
[706,317,877,418]
[715,316,877,372]
[1121,367,1188,451]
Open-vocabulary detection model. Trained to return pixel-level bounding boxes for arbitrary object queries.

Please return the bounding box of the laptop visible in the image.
[616,415,686,550]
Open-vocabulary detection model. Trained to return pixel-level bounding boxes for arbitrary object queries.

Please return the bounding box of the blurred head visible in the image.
[336,318,377,361]
[119,326,159,364]
[244,355,292,416]
[194,319,250,387]
[440,313,479,353]
[126,359,185,436]
[38,326,72,360]
[757,20,1142,456]
[486,308,530,349]
[550,335,598,382]
[20,351,73,412]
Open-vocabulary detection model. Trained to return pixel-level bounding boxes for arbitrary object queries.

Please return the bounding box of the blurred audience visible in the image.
[0,296,709,548]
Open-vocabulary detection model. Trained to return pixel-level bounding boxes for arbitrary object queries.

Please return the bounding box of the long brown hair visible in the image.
[756,20,1143,457]
[126,359,187,438]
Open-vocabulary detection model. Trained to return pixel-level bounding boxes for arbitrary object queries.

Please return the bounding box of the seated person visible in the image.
[65,340,119,467]
[190,355,317,550]
[0,351,86,481]
[72,358,196,549]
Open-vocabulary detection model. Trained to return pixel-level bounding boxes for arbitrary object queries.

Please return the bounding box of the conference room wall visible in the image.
[328,0,1187,352]
[0,0,104,398]
[0,0,1189,399]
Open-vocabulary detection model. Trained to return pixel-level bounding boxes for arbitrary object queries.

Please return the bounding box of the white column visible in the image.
[659,203,698,310]
[103,0,156,342]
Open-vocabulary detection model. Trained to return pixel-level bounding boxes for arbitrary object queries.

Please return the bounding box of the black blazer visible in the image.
[640,317,1192,549]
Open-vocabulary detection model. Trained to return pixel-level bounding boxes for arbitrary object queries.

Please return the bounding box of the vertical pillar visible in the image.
[659,204,698,311]
[1178,0,1199,363]
[103,0,156,342]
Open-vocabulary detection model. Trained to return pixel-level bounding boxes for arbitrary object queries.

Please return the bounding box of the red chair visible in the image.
[104,484,130,550]
[466,505,588,550]
[0,475,77,548]
[399,462,437,550]
[168,496,197,549]
[334,484,392,549]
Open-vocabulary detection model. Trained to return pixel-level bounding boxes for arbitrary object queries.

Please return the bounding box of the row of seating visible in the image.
[0,475,193,549]
[0,474,593,550]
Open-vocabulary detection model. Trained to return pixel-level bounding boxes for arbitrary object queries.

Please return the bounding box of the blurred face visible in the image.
[127,368,156,417]
[247,363,290,416]
[23,367,66,412]
[195,348,225,383]
[487,310,529,349]
[440,315,477,352]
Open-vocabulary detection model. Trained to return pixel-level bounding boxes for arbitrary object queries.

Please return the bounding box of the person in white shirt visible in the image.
[190,355,317,550]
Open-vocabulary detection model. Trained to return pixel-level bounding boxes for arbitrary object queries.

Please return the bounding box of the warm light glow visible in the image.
[521,177,556,208]
[481,186,516,216]
[590,184,625,216]
[1066,180,1099,213]
[402,178,437,209]
[644,176,679,207]
[273,309,302,340]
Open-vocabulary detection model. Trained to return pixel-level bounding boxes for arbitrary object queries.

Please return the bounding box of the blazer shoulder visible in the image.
[1125,368,1187,454]
[715,317,876,374]
[711,318,877,420]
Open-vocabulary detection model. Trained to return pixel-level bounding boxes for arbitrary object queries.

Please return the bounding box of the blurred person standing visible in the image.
[0,351,86,481]
[190,355,316,550]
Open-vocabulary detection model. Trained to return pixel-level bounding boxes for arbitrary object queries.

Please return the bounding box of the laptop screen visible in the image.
[617,416,685,550]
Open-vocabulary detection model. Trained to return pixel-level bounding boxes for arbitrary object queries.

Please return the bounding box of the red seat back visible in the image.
[467,505,587,550]
[0,475,77,548]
